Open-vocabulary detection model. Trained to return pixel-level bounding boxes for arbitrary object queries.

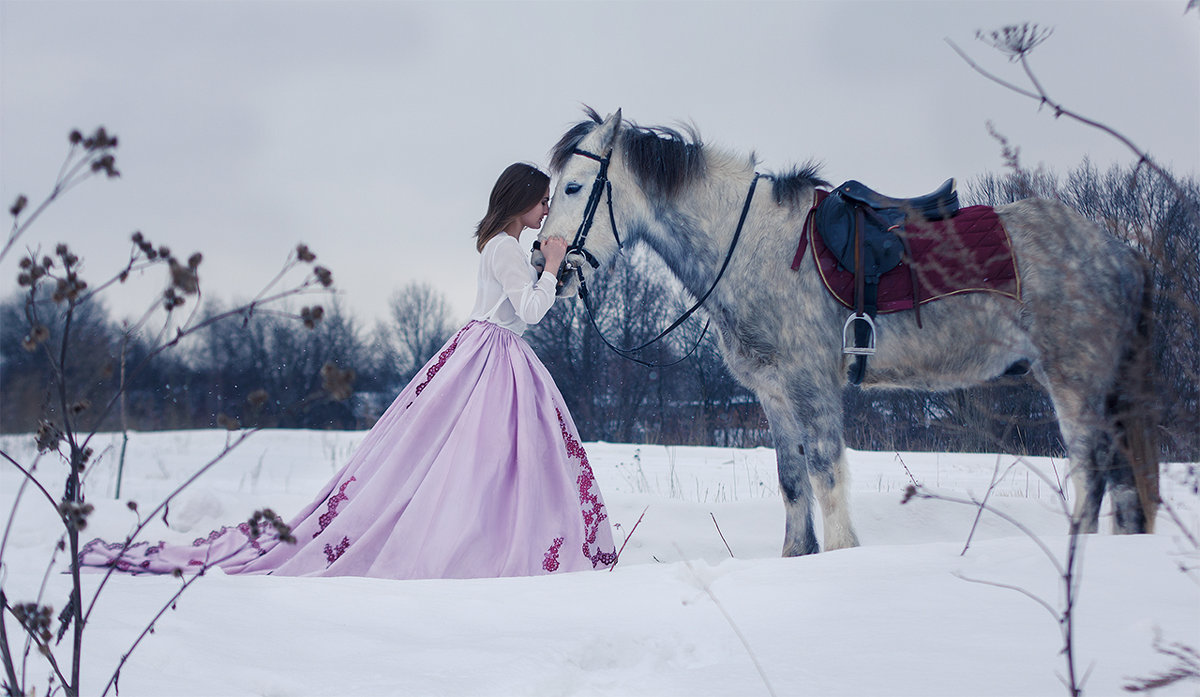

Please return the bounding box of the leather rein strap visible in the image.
[563,147,762,367]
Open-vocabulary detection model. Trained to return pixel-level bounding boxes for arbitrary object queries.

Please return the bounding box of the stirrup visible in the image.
[842,313,876,356]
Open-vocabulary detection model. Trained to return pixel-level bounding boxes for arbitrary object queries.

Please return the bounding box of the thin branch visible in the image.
[0,450,61,514]
[907,486,1065,576]
[0,592,23,697]
[945,38,1041,100]
[98,530,285,697]
[711,512,735,558]
[946,33,1189,207]
[82,428,260,623]
[962,456,1020,556]
[951,571,1059,620]
[679,552,776,697]
[608,506,648,572]
[1157,496,1200,549]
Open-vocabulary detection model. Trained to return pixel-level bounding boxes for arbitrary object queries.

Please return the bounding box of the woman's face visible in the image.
[517,188,551,231]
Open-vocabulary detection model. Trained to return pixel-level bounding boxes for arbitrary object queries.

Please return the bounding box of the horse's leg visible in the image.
[759,376,858,556]
[1057,411,1108,534]
[812,447,860,551]
[1004,199,1157,534]
[1037,360,1149,534]
[1056,402,1146,534]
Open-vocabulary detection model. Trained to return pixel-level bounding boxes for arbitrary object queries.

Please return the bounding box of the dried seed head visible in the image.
[313,266,333,288]
[13,603,54,643]
[247,389,269,407]
[300,305,326,329]
[162,288,185,311]
[84,126,117,150]
[58,500,95,530]
[217,413,241,431]
[296,244,316,262]
[320,362,356,401]
[91,154,119,177]
[35,420,62,453]
[169,258,199,295]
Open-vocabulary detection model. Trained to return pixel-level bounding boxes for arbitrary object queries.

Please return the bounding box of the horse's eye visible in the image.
[564,182,583,195]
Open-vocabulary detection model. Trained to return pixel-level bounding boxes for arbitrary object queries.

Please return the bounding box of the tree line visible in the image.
[3,160,1196,459]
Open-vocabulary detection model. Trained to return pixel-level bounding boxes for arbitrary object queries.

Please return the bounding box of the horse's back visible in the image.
[998,197,1144,316]
[996,196,1146,395]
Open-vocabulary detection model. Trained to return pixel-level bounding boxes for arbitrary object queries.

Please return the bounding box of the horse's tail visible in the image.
[1111,260,1160,532]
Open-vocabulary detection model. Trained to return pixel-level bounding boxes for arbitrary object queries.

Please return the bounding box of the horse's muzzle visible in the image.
[530,242,547,276]
[530,240,579,297]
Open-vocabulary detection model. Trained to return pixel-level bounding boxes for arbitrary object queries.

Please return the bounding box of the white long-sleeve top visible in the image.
[468,234,559,334]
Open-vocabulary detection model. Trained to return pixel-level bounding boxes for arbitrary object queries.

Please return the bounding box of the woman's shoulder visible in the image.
[485,233,521,248]
[483,234,523,258]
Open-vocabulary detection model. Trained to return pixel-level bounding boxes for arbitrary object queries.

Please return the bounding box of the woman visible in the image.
[80,163,617,579]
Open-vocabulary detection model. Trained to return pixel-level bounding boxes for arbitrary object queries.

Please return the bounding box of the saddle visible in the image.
[812,179,960,385]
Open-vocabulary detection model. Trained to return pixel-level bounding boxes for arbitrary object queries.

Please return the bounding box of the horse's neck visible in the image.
[637,171,759,299]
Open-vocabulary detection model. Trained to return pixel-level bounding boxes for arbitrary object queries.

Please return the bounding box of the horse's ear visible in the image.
[597,109,623,151]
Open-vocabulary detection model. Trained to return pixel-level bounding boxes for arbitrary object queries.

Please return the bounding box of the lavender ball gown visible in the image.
[80,236,617,579]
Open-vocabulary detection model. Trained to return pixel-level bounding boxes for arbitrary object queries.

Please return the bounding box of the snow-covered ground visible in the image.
[1,429,1197,696]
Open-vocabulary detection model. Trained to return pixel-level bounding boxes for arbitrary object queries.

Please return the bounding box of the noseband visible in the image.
[545,147,762,368]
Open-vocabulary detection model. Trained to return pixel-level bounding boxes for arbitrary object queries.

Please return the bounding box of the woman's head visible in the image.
[474,163,551,252]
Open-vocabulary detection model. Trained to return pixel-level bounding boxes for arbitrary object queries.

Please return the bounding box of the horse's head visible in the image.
[537,108,625,298]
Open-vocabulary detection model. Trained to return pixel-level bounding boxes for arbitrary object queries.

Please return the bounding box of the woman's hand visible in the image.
[540,236,569,276]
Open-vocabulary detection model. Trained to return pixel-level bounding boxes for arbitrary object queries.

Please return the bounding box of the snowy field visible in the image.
[1,429,1197,696]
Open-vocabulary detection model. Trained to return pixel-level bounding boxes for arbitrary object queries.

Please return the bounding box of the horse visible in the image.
[535,107,1159,556]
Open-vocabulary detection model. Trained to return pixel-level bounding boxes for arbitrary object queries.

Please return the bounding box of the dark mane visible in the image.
[769,162,830,209]
[550,106,706,200]
[549,106,603,173]
[619,121,706,200]
[551,106,827,205]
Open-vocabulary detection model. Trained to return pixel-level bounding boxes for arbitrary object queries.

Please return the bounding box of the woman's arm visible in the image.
[493,238,560,324]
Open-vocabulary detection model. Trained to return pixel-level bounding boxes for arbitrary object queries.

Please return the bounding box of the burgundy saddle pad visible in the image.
[792,195,1021,313]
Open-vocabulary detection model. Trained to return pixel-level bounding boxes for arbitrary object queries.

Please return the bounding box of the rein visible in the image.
[559,147,762,368]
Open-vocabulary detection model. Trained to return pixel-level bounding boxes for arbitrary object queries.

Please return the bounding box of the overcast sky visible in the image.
[2,0,1197,331]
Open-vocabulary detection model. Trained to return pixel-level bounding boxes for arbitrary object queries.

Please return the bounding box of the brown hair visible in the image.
[474,163,551,252]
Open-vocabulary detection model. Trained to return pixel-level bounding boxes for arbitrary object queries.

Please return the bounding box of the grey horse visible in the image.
[536,108,1158,556]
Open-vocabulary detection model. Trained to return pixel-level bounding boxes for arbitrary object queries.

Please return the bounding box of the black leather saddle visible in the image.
[837,178,959,220]
[816,178,959,281]
[813,178,959,384]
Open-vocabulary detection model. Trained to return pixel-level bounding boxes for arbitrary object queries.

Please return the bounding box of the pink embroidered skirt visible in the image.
[79,321,617,579]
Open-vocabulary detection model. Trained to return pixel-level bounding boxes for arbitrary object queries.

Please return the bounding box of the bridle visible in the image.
[541,146,762,368]
[562,147,619,275]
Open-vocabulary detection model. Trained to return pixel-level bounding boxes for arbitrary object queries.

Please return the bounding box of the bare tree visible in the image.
[383,281,456,382]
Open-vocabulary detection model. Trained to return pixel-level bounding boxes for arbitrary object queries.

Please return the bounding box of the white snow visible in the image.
[1,429,1197,696]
